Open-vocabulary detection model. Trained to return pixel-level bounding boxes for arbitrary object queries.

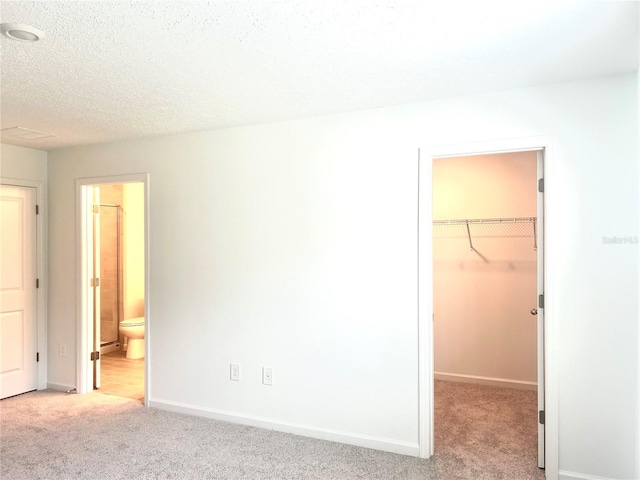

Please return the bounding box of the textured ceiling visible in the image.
[0,1,638,151]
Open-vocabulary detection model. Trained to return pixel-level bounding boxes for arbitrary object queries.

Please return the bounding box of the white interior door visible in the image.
[91,187,101,389]
[0,185,37,399]
[536,150,545,469]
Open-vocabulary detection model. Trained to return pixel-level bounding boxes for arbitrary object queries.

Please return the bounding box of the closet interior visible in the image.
[432,151,541,467]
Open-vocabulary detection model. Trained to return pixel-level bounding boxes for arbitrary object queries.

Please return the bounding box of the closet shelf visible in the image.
[433,216,538,253]
[433,216,536,226]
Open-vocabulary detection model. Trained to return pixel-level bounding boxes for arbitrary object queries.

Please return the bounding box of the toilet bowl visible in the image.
[119,317,145,359]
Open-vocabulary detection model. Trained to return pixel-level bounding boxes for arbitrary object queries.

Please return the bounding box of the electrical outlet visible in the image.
[59,343,67,357]
[230,363,240,381]
[262,367,273,386]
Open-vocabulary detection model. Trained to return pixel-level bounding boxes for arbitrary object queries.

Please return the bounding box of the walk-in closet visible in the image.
[432,151,542,474]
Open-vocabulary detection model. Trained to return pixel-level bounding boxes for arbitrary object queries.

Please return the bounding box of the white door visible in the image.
[0,185,37,399]
[536,151,545,468]
[88,187,102,389]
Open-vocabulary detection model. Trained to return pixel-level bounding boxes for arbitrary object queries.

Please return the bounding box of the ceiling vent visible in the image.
[1,126,55,140]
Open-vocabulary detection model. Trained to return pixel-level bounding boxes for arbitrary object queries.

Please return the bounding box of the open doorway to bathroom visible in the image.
[96,183,145,402]
[78,175,148,403]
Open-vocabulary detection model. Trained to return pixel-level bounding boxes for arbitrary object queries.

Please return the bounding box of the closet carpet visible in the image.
[1,381,544,479]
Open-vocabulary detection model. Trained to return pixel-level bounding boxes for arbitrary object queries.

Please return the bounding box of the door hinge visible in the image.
[90,278,100,287]
[36,278,39,288]
[36,204,39,215]
[539,410,545,425]
[90,351,100,361]
[36,352,40,362]
[93,204,100,214]
[538,178,544,193]
[538,294,544,309]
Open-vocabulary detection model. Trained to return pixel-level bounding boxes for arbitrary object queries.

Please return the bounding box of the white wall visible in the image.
[433,152,538,387]
[47,73,638,479]
[0,144,47,182]
[637,28,640,480]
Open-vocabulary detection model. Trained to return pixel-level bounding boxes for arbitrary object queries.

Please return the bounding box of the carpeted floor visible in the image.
[0,381,545,479]
[434,381,543,479]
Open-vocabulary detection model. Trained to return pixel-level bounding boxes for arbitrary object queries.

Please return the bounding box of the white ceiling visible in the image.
[1,1,638,151]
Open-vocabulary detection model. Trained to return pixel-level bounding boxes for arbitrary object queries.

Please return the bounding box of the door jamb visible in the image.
[417,136,557,479]
[76,174,150,405]
[1,177,47,390]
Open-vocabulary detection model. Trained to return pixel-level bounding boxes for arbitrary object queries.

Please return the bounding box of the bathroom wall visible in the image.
[123,183,145,320]
[433,152,538,387]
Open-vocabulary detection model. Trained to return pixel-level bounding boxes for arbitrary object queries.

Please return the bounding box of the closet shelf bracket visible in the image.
[465,220,474,252]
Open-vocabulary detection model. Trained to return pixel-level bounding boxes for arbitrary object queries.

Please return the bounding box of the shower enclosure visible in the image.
[99,203,123,354]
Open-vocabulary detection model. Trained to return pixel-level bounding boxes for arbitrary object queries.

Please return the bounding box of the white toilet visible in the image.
[119,316,145,359]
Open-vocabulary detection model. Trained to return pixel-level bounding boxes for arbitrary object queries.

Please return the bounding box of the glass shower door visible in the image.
[99,204,121,352]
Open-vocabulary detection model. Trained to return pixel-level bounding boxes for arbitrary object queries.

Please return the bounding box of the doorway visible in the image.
[77,174,148,404]
[417,136,557,478]
[432,151,542,472]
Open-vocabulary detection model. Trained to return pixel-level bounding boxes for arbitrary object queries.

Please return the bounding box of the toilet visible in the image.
[119,316,145,359]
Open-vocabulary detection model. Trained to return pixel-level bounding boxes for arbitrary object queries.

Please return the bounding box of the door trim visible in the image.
[417,136,558,479]
[76,174,150,405]
[1,177,47,391]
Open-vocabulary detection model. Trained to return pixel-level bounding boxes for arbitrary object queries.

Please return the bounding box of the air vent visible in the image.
[1,126,55,140]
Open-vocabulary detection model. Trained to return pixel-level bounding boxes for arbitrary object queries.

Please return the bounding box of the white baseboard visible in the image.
[435,372,537,391]
[46,382,76,392]
[149,398,419,457]
[559,471,613,480]
[100,342,120,355]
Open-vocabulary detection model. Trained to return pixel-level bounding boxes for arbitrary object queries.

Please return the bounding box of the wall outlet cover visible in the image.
[230,363,240,381]
[262,367,273,385]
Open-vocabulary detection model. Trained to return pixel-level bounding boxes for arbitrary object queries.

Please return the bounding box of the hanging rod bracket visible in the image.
[465,220,474,251]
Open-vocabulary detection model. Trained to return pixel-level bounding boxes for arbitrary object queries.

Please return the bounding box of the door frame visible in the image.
[417,135,558,479]
[76,173,150,405]
[1,177,47,391]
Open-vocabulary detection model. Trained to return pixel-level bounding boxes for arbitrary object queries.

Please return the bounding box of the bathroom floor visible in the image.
[99,349,144,402]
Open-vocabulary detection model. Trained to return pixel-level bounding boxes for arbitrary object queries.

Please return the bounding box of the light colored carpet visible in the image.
[434,381,544,479]
[1,381,545,479]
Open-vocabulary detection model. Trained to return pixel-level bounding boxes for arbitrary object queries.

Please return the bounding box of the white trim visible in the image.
[149,398,420,457]
[76,182,90,394]
[1,177,47,391]
[558,471,613,480]
[417,149,434,458]
[418,135,558,480]
[434,372,537,391]
[46,382,75,392]
[76,174,150,407]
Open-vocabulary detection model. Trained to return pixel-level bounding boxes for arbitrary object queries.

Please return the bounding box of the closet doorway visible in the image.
[417,137,557,476]
[431,150,544,472]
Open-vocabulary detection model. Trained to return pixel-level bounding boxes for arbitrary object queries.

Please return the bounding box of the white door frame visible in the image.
[1,177,47,391]
[418,136,558,479]
[76,173,150,405]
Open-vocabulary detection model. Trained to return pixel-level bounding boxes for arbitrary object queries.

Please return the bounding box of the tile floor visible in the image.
[99,349,144,403]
